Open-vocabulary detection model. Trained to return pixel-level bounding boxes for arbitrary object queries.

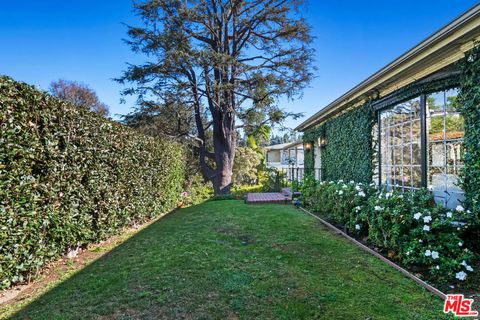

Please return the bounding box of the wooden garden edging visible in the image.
[299,207,447,300]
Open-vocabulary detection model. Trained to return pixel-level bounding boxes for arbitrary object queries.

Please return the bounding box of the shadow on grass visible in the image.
[8,203,209,320]
[6,200,446,320]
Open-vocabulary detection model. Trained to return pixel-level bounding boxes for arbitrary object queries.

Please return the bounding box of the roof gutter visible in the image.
[296,4,480,132]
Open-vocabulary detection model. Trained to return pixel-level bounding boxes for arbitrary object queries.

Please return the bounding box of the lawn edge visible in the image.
[298,207,447,300]
[0,207,180,317]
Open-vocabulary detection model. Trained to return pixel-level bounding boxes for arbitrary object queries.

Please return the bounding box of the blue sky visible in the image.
[1,1,478,129]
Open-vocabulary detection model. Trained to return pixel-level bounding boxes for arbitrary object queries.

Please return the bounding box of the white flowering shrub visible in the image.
[301,178,477,285]
[300,179,376,231]
[364,189,474,284]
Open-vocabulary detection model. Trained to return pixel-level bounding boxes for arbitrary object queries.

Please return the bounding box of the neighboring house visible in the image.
[296,5,480,209]
[265,141,304,180]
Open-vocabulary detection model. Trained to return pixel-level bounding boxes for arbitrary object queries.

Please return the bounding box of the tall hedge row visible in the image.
[0,76,185,289]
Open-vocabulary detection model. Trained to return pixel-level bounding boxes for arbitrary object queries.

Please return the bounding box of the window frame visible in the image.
[377,91,463,193]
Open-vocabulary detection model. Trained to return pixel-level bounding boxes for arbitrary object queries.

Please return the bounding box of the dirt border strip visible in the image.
[299,207,447,300]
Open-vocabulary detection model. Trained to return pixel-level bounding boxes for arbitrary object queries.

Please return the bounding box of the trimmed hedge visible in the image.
[0,76,185,289]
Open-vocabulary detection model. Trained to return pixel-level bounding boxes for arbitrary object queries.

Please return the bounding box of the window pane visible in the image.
[379,97,421,190]
[412,143,421,165]
[426,88,464,209]
[412,166,422,188]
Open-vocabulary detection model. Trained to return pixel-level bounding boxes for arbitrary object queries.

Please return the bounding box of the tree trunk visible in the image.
[211,111,236,195]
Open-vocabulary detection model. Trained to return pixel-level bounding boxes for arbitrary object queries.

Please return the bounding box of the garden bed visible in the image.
[299,179,480,295]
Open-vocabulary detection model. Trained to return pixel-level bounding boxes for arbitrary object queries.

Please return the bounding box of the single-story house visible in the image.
[296,5,480,209]
[265,141,304,180]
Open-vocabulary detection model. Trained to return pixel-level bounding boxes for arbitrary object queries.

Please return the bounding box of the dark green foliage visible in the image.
[301,180,476,286]
[458,46,480,220]
[0,76,185,289]
[303,103,375,183]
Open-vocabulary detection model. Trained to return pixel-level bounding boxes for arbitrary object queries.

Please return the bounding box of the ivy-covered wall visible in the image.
[303,103,375,183]
[458,46,480,218]
[302,46,480,219]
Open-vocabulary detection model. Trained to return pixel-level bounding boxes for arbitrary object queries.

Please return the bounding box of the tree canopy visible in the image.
[119,0,314,194]
[50,79,109,117]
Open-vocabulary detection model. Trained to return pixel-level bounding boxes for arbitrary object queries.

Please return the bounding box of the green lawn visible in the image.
[4,200,445,319]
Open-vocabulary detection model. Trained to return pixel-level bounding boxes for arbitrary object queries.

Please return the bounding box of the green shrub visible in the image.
[259,167,288,192]
[179,175,213,206]
[231,184,263,199]
[301,179,476,285]
[232,147,261,186]
[0,76,185,289]
[302,180,376,231]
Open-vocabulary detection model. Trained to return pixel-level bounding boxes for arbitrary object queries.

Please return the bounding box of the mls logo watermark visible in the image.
[444,294,478,317]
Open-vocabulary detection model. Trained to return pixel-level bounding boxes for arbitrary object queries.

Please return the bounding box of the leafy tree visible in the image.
[269,129,300,145]
[49,79,109,117]
[122,95,195,139]
[118,0,314,194]
[233,146,261,186]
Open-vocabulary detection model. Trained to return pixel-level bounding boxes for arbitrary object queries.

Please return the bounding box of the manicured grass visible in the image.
[4,201,445,319]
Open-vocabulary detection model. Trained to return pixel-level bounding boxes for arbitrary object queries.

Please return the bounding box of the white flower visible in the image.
[456,205,465,212]
[355,185,362,191]
[423,215,432,223]
[355,206,362,212]
[385,192,392,198]
[349,180,354,184]
[423,225,430,232]
[357,191,366,197]
[374,206,383,211]
[446,211,453,218]
[458,242,463,247]
[466,265,474,272]
[419,239,423,243]
[431,251,439,259]
[355,224,361,230]
[461,260,468,267]
[424,250,432,257]
[338,190,344,195]
[406,251,410,256]
[435,265,440,270]
[455,271,467,281]
[413,212,422,220]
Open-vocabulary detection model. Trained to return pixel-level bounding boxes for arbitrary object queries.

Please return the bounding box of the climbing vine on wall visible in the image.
[458,45,480,218]
[303,103,375,183]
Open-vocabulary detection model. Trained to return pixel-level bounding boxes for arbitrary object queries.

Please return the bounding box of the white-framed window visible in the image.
[378,88,465,208]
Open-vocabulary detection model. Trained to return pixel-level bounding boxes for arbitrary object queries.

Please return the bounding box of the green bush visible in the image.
[231,184,263,199]
[301,180,476,285]
[232,147,261,186]
[0,76,185,289]
[179,175,213,206]
[259,167,288,192]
